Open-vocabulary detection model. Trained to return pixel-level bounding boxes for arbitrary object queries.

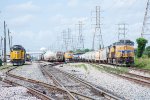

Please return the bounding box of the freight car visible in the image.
[43,51,64,62]
[43,51,56,62]
[10,45,26,66]
[56,51,64,62]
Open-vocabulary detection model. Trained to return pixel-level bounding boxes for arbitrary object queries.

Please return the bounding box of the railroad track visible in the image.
[41,63,122,100]
[128,67,150,74]
[4,65,80,100]
[90,63,150,87]
[3,79,51,100]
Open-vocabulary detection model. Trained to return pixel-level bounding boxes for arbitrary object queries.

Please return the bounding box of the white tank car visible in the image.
[44,51,56,62]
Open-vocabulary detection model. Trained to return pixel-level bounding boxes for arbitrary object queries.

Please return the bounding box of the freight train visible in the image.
[42,39,135,66]
[65,39,135,66]
[10,45,26,66]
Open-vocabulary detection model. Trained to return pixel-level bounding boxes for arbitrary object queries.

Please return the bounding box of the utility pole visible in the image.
[4,21,7,65]
[118,23,128,41]
[0,37,3,59]
[141,0,150,37]
[8,29,11,50]
[76,21,84,49]
[10,36,12,47]
[91,6,104,50]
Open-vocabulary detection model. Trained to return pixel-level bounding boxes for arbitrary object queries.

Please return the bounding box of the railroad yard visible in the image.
[0,61,149,100]
[1,0,150,100]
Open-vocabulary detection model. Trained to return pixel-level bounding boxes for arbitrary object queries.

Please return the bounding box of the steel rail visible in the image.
[40,63,103,100]
[54,67,122,100]
[3,79,52,100]
[42,63,122,100]
[41,62,102,100]
[129,67,150,74]
[6,66,94,100]
[6,67,78,100]
[41,66,95,100]
[91,63,150,87]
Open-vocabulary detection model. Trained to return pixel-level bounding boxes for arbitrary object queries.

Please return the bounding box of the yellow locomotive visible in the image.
[10,45,26,66]
[108,39,135,65]
[64,51,73,62]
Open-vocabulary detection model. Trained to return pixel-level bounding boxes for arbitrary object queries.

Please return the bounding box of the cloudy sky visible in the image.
[0,0,149,52]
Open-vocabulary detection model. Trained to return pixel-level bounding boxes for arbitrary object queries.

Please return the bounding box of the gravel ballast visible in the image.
[55,63,150,100]
[10,62,49,83]
[0,86,40,100]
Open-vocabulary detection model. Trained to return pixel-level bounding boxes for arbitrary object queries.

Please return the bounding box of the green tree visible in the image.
[136,38,148,58]
[75,49,82,53]
[145,46,150,58]
[84,48,90,52]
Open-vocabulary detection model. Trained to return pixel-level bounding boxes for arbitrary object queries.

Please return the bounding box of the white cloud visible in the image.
[9,14,34,27]
[112,0,137,8]
[6,1,39,12]
[67,0,78,7]
[48,14,88,30]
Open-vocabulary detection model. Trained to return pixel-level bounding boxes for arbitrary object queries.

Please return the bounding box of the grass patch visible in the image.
[135,58,150,70]
[91,64,129,74]
[69,63,88,71]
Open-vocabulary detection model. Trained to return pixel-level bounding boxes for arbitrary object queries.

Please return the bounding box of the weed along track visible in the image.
[41,63,122,100]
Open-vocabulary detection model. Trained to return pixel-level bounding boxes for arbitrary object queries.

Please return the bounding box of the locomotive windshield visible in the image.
[11,45,24,50]
[113,40,134,46]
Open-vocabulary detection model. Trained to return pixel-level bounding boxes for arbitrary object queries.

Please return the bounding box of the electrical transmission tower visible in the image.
[76,21,84,49]
[62,30,67,51]
[91,6,104,50]
[118,23,128,41]
[141,0,150,37]
[62,28,72,51]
